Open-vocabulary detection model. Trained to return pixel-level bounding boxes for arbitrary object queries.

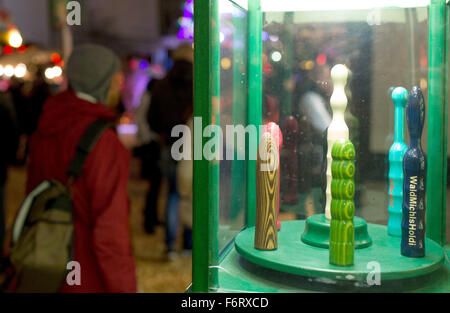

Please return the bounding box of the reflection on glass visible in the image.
[262,7,429,225]
[218,0,248,253]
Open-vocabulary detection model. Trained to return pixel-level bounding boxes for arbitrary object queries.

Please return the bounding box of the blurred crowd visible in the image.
[0,43,194,292]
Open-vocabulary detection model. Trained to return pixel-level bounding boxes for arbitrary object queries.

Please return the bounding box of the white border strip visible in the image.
[261,0,430,12]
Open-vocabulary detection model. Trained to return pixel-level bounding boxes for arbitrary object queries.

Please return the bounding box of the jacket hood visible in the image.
[36,90,115,136]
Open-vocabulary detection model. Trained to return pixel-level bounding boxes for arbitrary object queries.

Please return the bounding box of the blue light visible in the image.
[139,61,149,71]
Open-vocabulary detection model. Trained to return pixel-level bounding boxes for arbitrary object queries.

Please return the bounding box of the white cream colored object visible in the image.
[325,64,349,220]
[177,117,193,228]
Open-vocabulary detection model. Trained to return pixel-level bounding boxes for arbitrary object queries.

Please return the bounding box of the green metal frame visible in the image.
[192,0,220,292]
[193,0,449,293]
[426,0,448,246]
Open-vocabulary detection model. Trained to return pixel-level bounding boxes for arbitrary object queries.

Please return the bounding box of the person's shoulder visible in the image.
[86,128,130,171]
[39,90,74,113]
[101,128,130,156]
[47,89,73,102]
[97,128,123,149]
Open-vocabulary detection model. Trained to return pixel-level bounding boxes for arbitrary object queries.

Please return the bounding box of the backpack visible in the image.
[8,119,113,293]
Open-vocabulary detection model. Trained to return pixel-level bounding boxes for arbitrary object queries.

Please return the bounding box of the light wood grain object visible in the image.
[254,133,279,251]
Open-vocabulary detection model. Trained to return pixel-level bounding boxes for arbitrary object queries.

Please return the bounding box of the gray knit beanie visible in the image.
[66,44,121,103]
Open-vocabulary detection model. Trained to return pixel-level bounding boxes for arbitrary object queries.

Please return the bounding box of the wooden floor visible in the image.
[4,164,192,293]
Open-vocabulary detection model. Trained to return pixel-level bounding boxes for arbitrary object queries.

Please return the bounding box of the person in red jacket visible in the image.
[26,44,137,292]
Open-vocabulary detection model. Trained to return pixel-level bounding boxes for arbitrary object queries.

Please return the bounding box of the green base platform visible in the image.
[301,214,372,249]
[235,220,445,282]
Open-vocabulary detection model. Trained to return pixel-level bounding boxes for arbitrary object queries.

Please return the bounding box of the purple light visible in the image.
[262,31,269,41]
[269,35,279,42]
[177,0,194,40]
[117,124,138,135]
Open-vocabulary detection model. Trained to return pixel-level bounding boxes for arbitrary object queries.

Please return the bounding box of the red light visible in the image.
[17,45,26,53]
[129,60,138,70]
[51,52,61,63]
[3,45,13,55]
[316,53,327,66]
[263,63,273,75]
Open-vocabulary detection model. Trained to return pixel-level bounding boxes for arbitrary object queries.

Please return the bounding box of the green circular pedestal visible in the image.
[234,220,445,282]
[301,214,372,249]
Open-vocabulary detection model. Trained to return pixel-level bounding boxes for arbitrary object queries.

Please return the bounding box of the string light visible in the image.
[14,63,27,78]
[8,29,23,48]
[45,66,63,80]
[3,46,13,55]
[4,65,14,77]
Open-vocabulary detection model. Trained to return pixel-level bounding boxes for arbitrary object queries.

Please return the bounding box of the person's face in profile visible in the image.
[106,71,124,109]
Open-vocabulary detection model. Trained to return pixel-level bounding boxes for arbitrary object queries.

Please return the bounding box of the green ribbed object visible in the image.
[330,139,355,266]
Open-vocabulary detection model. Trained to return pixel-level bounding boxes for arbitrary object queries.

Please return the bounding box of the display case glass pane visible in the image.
[447,4,450,245]
[218,0,249,253]
[262,6,430,225]
[193,0,449,293]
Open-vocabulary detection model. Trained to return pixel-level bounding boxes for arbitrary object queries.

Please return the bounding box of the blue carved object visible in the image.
[401,86,426,258]
[387,87,408,237]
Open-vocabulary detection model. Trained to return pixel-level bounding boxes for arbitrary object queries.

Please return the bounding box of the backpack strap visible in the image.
[66,119,114,179]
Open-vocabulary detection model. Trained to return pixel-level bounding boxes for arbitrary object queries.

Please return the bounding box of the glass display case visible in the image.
[192,0,449,292]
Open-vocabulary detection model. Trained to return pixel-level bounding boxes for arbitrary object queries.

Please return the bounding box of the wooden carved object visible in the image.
[326,64,349,220]
[329,139,355,266]
[263,122,283,231]
[255,132,279,250]
[401,86,426,258]
[387,87,408,237]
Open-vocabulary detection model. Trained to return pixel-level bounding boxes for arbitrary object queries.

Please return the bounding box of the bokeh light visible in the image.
[139,61,149,71]
[316,53,327,66]
[4,65,14,77]
[14,63,27,78]
[221,57,231,70]
[45,67,54,79]
[17,45,27,53]
[8,29,23,48]
[52,66,62,77]
[3,45,13,55]
[300,60,315,70]
[269,35,279,42]
[45,66,63,80]
[420,78,427,90]
[271,51,282,62]
[51,53,62,64]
